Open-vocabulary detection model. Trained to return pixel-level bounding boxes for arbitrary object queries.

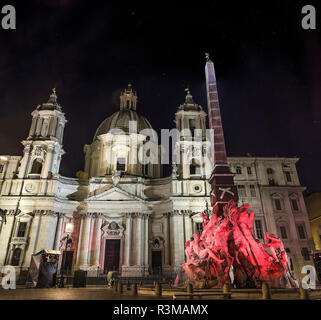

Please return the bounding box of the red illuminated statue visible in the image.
[182,200,296,288]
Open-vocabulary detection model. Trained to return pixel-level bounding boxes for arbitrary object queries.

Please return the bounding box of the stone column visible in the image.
[28,117,37,137]
[129,143,138,175]
[34,211,58,252]
[35,117,42,136]
[54,213,64,250]
[18,145,31,178]
[78,214,92,267]
[91,213,103,266]
[23,211,41,266]
[0,212,15,267]
[136,213,144,266]
[41,145,54,178]
[124,213,132,266]
[184,212,193,242]
[163,213,171,265]
[171,211,185,270]
[143,214,149,267]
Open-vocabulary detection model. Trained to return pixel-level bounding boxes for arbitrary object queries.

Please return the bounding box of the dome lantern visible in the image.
[120,83,137,111]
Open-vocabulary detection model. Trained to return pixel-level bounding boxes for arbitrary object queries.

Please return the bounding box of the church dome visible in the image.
[93,84,153,140]
[94,109,153,140]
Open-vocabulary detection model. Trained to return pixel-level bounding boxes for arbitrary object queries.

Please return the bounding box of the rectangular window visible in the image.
[17,222,27,237]
[255,220,263,239]
[298,225,306,239]
[237,185,246,197]
[195,222,203,234]
[236,166,242,174]
[285,172,292,182]
[116,158,126,171]
[291,199,299,211]
[280,226,287,239]
[0,164,4,173]
[274,198,282,211]
[249,185,256,197]
[247,167,252,175]
[190,165,196,175]
[301,248,310,261]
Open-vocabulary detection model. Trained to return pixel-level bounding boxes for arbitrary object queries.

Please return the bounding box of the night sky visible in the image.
[0,1,320,193]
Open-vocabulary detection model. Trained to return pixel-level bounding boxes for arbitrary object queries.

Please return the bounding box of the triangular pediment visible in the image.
[87,186,140,201]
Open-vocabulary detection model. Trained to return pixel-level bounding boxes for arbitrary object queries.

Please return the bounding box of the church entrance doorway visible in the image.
[61,251,73,274]
[104,239,120,273]
[152,250,162,275]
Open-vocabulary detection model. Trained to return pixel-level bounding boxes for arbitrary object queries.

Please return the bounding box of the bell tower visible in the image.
[18,89,67,179]
[174,89,209,179]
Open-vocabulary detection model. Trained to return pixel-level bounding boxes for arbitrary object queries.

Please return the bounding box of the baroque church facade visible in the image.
[0,82,315,280]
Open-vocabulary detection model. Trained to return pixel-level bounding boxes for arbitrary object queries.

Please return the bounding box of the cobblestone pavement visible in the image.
[1,286,321,300]
[0,286,168,300]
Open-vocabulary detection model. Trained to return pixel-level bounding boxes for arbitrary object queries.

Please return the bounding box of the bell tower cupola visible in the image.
[18,89,67,179]
[174,89,209,179]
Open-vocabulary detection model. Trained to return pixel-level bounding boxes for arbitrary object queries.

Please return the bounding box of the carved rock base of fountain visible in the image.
[182,201,296,288]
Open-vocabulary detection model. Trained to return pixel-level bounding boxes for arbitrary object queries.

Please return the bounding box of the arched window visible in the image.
[11,248,21,266]
[30,158,43,174]
[41,120,49,137]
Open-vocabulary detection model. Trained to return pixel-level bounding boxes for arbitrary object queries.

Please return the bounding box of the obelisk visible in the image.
[205,53,238,216]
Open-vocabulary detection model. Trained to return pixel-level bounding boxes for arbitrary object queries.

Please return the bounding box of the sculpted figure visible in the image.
[182,200,295,288]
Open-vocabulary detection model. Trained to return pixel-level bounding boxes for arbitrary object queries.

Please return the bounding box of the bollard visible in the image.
[58,273,65,288]
[155,282,162,297]
[186,283,193,300]
[186,283,193,294]
[114,280,119,293]
[223,283,231,299]
[117,281,123,293]
[223,283,230,294]
[299,284,309,300]
[262,282,271,300]
[131,283,138,296]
